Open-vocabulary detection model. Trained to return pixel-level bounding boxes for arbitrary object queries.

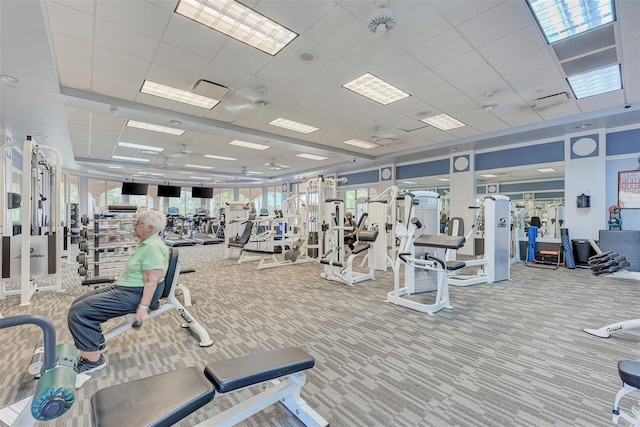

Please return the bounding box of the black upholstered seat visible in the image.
[619,360,640,389]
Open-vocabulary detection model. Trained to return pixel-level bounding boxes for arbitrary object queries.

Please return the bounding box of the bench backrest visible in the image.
[160,248,179,298]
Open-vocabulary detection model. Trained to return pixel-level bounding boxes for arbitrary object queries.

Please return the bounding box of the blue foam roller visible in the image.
[527,226,538,262]
[561,228,575,269]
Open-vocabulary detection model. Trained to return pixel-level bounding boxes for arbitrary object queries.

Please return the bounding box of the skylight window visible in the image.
[296,153,327,161]
[567,64,622,99]
[141,80,220,109]
[229,140,270,150]
[526,0,615,44]
[420,114,466,131]
[126,120,185,136]
[175,0,298,56]
[343,73,410,105]
[342,139,380,149]
[268,118,319,134]
[117,141,164,152]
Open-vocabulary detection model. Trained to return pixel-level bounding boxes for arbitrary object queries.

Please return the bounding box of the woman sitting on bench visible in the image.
[67,209,169,374]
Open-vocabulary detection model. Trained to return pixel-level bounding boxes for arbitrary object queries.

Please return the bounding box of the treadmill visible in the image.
[190,208,224,245]
[163,207,196,247]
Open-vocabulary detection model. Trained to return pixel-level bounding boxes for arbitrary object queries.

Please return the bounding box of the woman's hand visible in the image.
[136,305,150,323]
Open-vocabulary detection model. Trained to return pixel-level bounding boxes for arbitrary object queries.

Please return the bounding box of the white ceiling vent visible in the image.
[368,0,396,36]
[532,92,570,110]
[191,79,230,100]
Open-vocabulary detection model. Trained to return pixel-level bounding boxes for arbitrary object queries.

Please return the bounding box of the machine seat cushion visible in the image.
[358,229,379,242]
[91,367,215,427]
[204,347,314,394]
[446,262,466,271]
[81,276,116,286]
[414,234,466,250]
[319,258,343,268]
[352,244,370,255]
[619,360,640,389]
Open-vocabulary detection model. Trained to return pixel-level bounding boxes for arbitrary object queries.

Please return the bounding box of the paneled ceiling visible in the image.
[1,0,639,186]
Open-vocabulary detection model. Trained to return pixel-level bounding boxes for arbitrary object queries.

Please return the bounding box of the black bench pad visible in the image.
[446,262,466,271]
[81,276,116,286]
[619,360,640,389]
[180,267,196,274]
[91,367,215,427]
[205,347,314,394]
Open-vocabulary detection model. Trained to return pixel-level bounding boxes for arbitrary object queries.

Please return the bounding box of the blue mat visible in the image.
[561,228,575,269]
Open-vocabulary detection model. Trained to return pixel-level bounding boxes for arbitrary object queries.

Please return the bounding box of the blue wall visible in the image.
[396,159,449,180]
[475,141,564,170]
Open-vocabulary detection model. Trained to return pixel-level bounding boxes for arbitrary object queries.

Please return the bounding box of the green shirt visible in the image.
[117,234,169,288]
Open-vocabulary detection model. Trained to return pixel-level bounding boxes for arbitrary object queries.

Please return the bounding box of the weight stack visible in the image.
[561,228,575,269]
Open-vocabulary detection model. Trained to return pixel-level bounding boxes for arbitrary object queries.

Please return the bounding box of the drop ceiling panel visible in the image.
[304,5,369,55]
[384,2,451,50]
[620,12,640,43]
[372,53,426,83]
[399,69,446,95]
[535,102,582,121]
[92,66,143,92]
[494,48,556,80]
[315,56,366,86]
[51,33,92,63]
[477,25,544,65]
[409,29,473,68]
[46,2,93,42]
[162,14,227,60]
[95,0,170,39]
[154,43,211,77]
[60,73,91,90]
[92,82,138,101]
[432,0,505,27]
[416,83,464,105]
[451,68,504,93]
[254,59,308,88]
[57,56,92,82]
[93,46,150,79]
[95,19,158,61]
[145,63,200,91]
[200,61,252,90]
[432,51,490,82]
[457,1,533,48]
[459,111,510,133]
[623,39,640,61]
[341,36,404,70]
[577,91,625,112]
[211,40,273,76]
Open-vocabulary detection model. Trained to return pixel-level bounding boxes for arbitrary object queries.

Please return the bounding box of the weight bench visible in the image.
[90,347,329,427]
[85,248,213,348]
[611,360,640,426]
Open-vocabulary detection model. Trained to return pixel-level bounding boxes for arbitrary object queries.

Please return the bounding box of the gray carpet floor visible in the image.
[1,243,639,426]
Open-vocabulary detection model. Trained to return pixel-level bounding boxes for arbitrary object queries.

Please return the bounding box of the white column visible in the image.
[450,153,476,256]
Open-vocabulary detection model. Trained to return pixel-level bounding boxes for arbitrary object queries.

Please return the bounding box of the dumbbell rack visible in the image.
[77,211,138,278]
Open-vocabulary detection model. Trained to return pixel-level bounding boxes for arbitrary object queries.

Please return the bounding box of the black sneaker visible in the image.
[99,336,107,354]
[75,355,106,374]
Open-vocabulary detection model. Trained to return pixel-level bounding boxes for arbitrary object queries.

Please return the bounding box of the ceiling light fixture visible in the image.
[480,174,498,178]
[190,176,212,180]
[537,168,556,173]
[141,80,219,109]
[342,139,380,149]
[185,164,214,170]
[117,141,164,152]
[297,153,328,161]
[567,64,622,99]
[229,140,270,150]
[126,120,185,136]
[112,155,151,163]
[268,118,319,134]
[203,154,237,161]
[343,73,410,105]
[175,0,298,56]
[576,123,592,129]
[421,114,466,131]
[526,0,615,44]
[437,178,450,182]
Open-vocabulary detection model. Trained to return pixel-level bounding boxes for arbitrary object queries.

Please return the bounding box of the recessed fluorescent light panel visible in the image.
[526,0,615,44]
[342,73,410,105]
[229,140,270,150]
[296,153,328,161]
[136,171,165,176]
[437,178,450,182]
[108,165,124,169]
[190,176,212,180]
[175,0,298,56]
[203,154,237,161]
[268,118,319,134]
[420,114,466,131]
[112,155,151,163]
[141,80,219,109]
[567,64,622,99]
[126,120,185,136]
[342,139,380,149]
[537,168,556,173]
[117,141,165,152]
[185,164,214,170]
[480,174,498,178]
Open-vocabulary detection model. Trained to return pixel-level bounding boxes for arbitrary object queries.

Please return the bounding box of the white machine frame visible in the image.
[365,185,398,272]
[1,137,62,305]
[448,195,511,287]
[583,319,640,338]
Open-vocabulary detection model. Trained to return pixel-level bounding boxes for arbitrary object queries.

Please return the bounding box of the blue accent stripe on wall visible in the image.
[475,141,564,171]
[338,169,379,185]
[396,159,449,180]
[607,128,640,156]
[500,180,564,193]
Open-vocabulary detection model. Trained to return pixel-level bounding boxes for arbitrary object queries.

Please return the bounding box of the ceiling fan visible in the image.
[159,157,173,168]
[265,158,290,171]
[240,166,263,175]
[369,126,401,143]
[224,86,271,114]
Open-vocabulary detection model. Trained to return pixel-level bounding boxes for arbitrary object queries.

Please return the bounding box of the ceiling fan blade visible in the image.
[224,103,256,114]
